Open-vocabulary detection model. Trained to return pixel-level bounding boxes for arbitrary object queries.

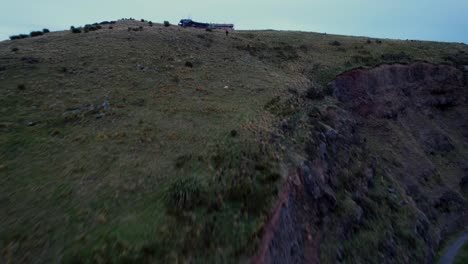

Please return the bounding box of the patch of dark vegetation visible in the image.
[9,34,29,40]
[0,66,6,72]
[264,96,298,116]
[70,26,81,33]
[443,52,468,68]
[376,40,382,44]
[30,31,44,37]
[149,21,153,27]
[230,130,238,137]
[434,191,466,213]
[98,21,116,25]
[17,84,26,90]
[164,21,170,27]
[174,154,192,169]
[21,57,40,64]
[305,84,325,100]
[196,34,214,48]
[185,61,193,68]
[11,47,19,52]
[430,97,458,111]
[329,40,342,46]
[83,24,102,33]
[10,28,51,40]
[299,44,308,53]
[70,22,109,34]
[381,52,411,62]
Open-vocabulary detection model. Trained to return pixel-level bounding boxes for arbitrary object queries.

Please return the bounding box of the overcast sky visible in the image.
[1,0,467,43]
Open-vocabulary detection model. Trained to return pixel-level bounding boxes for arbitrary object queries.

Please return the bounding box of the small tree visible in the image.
[42,28,50,33]
[164,21,170,27]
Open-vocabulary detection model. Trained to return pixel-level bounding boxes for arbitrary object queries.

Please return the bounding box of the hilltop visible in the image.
[0,19,467,263]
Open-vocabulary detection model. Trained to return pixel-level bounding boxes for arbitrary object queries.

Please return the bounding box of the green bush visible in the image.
[164,21,170,27]
[42,28,50,33]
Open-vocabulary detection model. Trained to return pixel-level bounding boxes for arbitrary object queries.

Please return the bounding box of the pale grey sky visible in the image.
[1,0,467,43]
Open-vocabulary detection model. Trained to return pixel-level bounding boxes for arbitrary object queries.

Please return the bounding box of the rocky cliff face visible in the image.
[257,63,468,263]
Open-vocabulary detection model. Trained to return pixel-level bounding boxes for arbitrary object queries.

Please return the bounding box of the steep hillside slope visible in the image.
[0,19,467,263]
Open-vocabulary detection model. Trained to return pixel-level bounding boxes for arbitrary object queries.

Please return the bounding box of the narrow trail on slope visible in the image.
[439,232,468,264]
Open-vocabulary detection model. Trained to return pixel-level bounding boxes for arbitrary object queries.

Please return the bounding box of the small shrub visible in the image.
[139,26,143,31]
[306,84,325,100]
[148,21,153,27]
[140,19,145,22]
[366,39,372,44]
[230,130,238,137]
[164,21,170,27]
[17,84,26,90]
[42,28,50,33]
[11,47,19,52]
[376,40,382,44]
[30,31,44,37]
[108,26,113,29]
[70,26,81,33]
[330,40,341,46]
[185,61,193,68]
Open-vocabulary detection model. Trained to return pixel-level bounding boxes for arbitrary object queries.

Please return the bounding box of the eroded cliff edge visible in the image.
[256,63,468,263]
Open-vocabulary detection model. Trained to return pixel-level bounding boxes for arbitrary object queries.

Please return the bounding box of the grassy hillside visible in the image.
[0,19,467,263]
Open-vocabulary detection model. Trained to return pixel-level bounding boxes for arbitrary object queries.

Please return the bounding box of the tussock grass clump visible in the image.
[163,175,207,211]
